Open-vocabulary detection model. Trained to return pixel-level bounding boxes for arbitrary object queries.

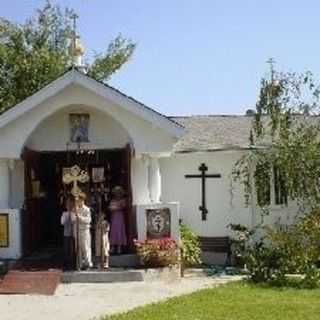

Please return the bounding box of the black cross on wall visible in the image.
[185,163,221,221]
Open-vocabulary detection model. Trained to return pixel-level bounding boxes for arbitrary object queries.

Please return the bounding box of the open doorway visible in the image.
[21,146,134,267]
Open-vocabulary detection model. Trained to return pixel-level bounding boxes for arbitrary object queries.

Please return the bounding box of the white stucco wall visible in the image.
[26,106,130,151]
[160,151,250,237]
[0,209,22,259]
[131,157,150,205]
[160,151,294,237]
[0,84,177,158]
[10,160,25,209]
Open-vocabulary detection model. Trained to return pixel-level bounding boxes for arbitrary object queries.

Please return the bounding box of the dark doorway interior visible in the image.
[22,146,134,263]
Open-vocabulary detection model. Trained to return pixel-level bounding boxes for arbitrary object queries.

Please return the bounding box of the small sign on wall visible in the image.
[146,208,171,239]
[0,214,9,247]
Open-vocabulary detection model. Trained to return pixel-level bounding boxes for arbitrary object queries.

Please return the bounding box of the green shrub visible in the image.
[301,266,320,289]
[180,224,201,267]
[230,210,320,288]
[244,242,286,284]
[228,223,252,267]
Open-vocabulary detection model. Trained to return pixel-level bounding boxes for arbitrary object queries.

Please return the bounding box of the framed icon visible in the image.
[70,113,90,143]
[92,167,105,183]
[146,208,171,239]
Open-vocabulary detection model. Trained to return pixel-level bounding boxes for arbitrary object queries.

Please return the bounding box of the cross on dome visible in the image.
[69,13,86,72]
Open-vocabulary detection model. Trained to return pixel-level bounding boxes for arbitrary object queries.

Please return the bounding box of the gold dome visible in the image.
[69,37,85,56]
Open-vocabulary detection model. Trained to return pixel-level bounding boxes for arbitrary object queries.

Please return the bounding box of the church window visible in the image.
[273,166,288,205]
[254,163,288,207]
[254,161,271,207]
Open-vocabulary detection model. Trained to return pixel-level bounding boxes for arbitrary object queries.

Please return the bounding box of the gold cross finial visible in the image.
[70,13,79,57]
[69,13,85,69]
[71,13,79,38]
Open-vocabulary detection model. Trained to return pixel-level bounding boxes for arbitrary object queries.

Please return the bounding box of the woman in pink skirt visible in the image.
[109,186,127,254]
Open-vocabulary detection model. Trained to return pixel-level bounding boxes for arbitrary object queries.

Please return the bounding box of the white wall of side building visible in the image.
[160,151,251,237]
[160,150,294,237]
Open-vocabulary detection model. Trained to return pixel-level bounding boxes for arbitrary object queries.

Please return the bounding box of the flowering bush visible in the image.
[228,223,253,267]
[135,238,179,267]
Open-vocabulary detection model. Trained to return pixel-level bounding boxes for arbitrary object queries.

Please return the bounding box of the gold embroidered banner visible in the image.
[0,214,9,247]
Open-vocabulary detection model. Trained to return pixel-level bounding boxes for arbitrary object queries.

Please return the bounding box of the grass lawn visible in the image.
[103,282,320,320]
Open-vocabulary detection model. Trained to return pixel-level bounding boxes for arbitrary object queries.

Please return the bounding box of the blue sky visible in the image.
[2,1,319,115]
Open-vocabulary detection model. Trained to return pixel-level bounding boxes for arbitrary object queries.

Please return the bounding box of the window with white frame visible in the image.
[255,164,288,207]
[273,166,288,205]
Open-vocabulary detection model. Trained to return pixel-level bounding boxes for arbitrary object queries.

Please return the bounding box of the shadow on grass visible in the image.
[246,277,320,290]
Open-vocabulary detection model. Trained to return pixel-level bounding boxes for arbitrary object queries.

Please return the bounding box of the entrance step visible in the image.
[62,269,144,283]
[62,266,181,283]
[0,270,62,295]
[109,254,140,268]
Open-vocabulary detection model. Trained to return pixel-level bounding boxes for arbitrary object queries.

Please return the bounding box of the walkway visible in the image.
[0,276,242,320]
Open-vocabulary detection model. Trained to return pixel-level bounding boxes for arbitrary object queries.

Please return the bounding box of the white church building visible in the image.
[0,67,290,263]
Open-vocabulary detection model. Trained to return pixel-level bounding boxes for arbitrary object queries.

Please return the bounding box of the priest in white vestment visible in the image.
[72,194,93,269]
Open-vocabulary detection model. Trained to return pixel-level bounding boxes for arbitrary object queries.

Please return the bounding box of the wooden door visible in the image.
[22,148,43,255]
[121,144,136,250]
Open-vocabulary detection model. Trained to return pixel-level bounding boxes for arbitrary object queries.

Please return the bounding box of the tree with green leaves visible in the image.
[0,0,136,112]
[231,64,320,286]
[233,64,320,214]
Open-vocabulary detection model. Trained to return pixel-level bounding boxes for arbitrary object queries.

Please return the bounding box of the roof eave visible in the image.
[0,69,184,138]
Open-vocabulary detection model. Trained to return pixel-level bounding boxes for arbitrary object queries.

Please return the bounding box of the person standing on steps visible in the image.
[61,196,76,270]
[72,193,93,270]
[95,213,110,269]
[109,186,127,255]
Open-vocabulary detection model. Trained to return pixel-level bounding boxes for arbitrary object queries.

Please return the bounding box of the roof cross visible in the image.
[71,13,79,40]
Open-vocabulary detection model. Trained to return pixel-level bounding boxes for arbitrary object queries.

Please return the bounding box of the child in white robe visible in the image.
[95,214,110,269]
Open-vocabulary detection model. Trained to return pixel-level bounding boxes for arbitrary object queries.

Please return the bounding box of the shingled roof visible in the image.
[170,115,253,152]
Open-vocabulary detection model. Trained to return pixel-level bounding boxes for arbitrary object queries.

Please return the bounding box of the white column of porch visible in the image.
[136,154,180,242]
[0,159,10,208]
[147,156,162,203]
[0,158,22,259]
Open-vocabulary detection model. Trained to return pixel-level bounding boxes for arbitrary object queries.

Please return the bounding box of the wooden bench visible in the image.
[198,236,232,265]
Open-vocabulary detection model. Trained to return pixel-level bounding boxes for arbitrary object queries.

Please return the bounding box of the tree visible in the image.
[233,64,320,214]
[0,1,136,112]
[231,70,320,285]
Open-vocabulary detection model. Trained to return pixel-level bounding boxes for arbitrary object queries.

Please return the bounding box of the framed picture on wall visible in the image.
[0,213,9,247]
[69,113,90,143]
[31,180,40,198]
[62,167,71,178]
[146,208,171,239]
[92,167,105,183]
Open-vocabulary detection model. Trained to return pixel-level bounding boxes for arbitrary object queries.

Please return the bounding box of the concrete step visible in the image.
[109,254,140,268]
[62,269,144,283]
[183,268,211,278]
